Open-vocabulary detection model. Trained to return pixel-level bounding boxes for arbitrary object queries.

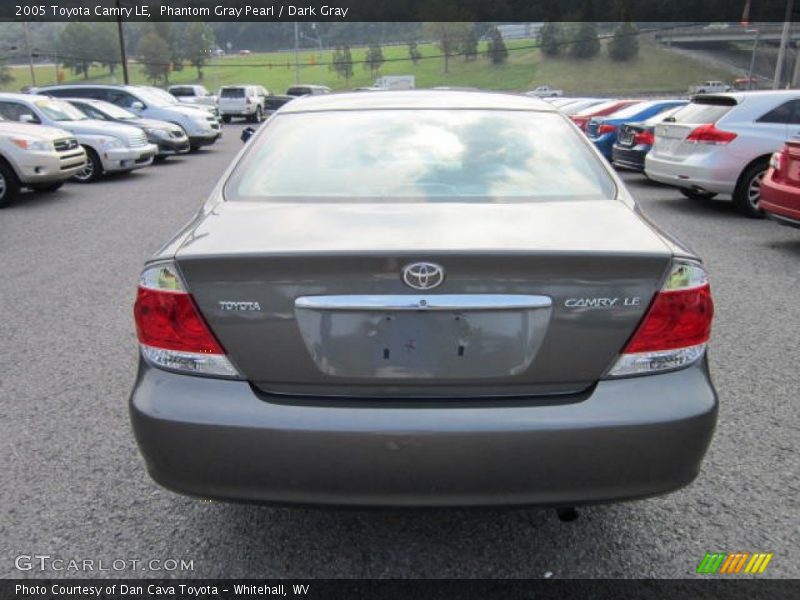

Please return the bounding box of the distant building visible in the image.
[497,23,544,40]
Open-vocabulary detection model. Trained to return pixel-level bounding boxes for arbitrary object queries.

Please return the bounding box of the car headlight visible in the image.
[99,137,125,151]
[144,128,170,139]
[10,137,54,152]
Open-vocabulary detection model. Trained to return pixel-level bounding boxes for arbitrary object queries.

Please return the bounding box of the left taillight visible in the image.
[133,262,240,378]
[598,123,617,135]
[606,260,714,378]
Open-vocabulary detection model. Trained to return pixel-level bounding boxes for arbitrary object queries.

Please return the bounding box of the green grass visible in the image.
[2,39,735,95]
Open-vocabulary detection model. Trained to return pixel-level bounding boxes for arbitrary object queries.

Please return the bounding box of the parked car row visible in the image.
[552,91,800,226]
[0,83,225,206]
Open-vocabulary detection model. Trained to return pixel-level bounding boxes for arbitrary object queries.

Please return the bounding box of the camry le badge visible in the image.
[402,262,445,290]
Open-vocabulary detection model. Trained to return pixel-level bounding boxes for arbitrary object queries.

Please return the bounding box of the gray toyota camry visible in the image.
[130,91,717,508]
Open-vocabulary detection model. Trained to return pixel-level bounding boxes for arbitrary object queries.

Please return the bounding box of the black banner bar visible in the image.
[4,579,800,600]
[2,0,799,22]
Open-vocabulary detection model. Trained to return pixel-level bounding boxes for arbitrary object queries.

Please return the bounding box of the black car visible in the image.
[63,98,191,158]
[611,106,684,172]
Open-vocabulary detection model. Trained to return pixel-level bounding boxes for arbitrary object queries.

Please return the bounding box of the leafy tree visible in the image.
[407,41,422,65]
[91,23,118,75]
[185,22,215,79]
[608,21,639,62]
[485,26,509,65]
[462,28,479,61]
[569,22,601,59]
[138,31,171,85]
[59,22,93,79]
[331,46,353,81]
[364,43,385,77]
[423,22,471,74]
[540,22,562,57]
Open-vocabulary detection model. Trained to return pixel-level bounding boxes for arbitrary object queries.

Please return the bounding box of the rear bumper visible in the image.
[760,171,800,226]
[611,145,648,172]
[130,359,718,507]
[645,153,738,195]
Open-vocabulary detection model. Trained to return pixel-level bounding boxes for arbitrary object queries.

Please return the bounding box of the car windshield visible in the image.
[227,109,616,202]
[133,87,177,107]
[33,98,87,121]
[573,100,623,117]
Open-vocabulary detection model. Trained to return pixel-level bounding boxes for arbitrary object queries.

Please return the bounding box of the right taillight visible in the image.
[685,123,737,145]
[633,130,654,146]
[607,261,714,378]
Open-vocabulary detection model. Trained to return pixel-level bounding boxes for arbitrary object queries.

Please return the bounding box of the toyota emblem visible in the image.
[402,262,445,290]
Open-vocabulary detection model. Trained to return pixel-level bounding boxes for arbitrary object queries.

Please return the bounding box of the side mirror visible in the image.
[241,127,256,143]
[130,101,145,111]
[19,114,36,124]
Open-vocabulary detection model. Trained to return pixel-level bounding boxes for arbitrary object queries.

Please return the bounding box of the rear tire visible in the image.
[221,115,232,124]
[733,159,768,218]
[250,106,263,123]
[72,146,102,183]
[31,181,64,193]
[679,188,717,201]
[0,160,21,208]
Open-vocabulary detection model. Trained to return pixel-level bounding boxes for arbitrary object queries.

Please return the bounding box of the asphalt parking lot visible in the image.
[1,122,798,579]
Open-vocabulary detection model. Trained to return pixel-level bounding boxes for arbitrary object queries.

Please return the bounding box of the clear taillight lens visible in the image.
[607,261,714,378]
[769,151,784,172]
[134,262,240,378]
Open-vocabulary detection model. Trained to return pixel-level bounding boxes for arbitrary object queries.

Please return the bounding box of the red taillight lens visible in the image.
[685,123,737,145]
[624,284,714,353]
[134,287,224,354]
[633,130,655,145]
[598,123,617,135]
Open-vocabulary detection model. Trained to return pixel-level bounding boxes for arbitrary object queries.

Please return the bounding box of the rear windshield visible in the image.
[221,88,246,98]
[226,110,616,202]
[665,98,735,124]
[170,87,193,97]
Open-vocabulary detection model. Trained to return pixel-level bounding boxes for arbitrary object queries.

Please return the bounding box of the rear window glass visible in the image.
[221,88,245,98]
[170,87,193,97]
[666,99,735,123]
[226,110,616,202]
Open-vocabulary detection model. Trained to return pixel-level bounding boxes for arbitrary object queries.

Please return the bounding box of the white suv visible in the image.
[0,93,157,183]
[218,85,269,123]
[645,91,800,217]
[0,118,86,207]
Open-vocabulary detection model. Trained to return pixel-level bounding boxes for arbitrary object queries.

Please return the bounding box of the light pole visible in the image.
[23,22,36,87]
[747,29,760,90]
[294,22,300,84]
[116,0,129,84]
[773,0,794,89]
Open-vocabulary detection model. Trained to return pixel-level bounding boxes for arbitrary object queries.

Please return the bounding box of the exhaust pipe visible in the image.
[556,507,579,522]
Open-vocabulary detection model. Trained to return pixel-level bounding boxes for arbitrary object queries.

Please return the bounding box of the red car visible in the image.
[761,141,800,228]
[570,99,641,132]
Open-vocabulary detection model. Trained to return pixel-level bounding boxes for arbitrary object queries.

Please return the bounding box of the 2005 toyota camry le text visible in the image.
[129,91,717,508]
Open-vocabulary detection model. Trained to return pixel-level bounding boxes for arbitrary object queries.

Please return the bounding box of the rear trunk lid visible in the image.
[651,95,737,161]
[174,200,673,397]
[219,88,247,112]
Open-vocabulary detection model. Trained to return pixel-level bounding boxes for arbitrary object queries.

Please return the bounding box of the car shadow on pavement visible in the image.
[193,499,672,578]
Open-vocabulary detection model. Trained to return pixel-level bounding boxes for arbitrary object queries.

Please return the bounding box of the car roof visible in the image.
[695,90,800,104]
[279,90,557,113]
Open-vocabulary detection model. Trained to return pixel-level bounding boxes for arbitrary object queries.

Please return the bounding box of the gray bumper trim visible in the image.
[130,360,717,507]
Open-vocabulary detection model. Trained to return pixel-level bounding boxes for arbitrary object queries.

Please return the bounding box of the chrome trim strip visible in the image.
[295,294,552,311]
